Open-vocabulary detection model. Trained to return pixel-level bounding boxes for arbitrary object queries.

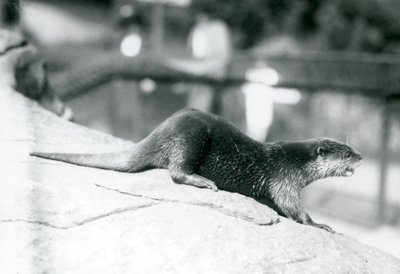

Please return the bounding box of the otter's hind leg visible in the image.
[167,126,218,191]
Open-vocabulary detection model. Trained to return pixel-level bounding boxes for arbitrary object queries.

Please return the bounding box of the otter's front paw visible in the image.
[313,223,335,233]
[196,175,218,191]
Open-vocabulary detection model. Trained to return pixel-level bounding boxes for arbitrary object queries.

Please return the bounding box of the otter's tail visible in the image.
[30,150,134,172]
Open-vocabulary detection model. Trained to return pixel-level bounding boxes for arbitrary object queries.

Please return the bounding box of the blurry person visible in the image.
[189,12,232,71]
[164,10,232,112]
[243,36,302,141]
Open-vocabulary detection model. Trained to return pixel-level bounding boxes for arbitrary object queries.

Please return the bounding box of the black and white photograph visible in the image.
[1,0,400,273]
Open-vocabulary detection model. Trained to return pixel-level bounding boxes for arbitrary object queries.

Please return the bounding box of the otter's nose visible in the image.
[355,153,363,161]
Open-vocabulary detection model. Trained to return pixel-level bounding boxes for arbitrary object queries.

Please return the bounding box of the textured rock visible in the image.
[1,87,400,274]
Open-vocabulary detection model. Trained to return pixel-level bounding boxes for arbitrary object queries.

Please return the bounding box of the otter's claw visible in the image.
[194,174,218,191]
[207,182,219,192]
[314,223,335,234]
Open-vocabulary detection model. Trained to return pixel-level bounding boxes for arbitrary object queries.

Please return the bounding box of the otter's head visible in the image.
[310,138,363,179]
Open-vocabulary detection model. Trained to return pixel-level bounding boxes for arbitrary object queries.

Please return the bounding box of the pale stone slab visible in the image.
[1,84,400,274]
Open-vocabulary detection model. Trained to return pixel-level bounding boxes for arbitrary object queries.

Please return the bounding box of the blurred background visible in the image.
[3,0,400,258]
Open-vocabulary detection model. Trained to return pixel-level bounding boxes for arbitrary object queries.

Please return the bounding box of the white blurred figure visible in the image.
[242,83,274,142]
[243,65,278,141]
[165,12,232,112]
[243,64,301,141]
[242,84,302,141]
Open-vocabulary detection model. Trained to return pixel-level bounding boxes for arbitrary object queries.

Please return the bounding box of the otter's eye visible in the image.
[317,146,327,157]
[344,151,352,159]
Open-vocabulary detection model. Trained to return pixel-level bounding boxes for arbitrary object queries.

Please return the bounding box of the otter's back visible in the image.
[175,110,270,196]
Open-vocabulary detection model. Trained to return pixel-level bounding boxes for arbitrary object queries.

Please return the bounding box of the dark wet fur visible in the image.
[31,108,362,233]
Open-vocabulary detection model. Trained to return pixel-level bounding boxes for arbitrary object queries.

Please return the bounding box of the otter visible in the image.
[30,108,362,233]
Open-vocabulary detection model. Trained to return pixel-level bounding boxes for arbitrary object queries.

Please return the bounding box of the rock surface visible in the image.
[1,87,400,274]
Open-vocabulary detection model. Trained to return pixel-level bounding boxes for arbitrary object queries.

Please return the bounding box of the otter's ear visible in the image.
[317,146,326,157]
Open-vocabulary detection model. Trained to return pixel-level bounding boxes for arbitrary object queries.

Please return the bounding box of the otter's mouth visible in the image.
[343,167,355,177]
[342,159,362,177]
